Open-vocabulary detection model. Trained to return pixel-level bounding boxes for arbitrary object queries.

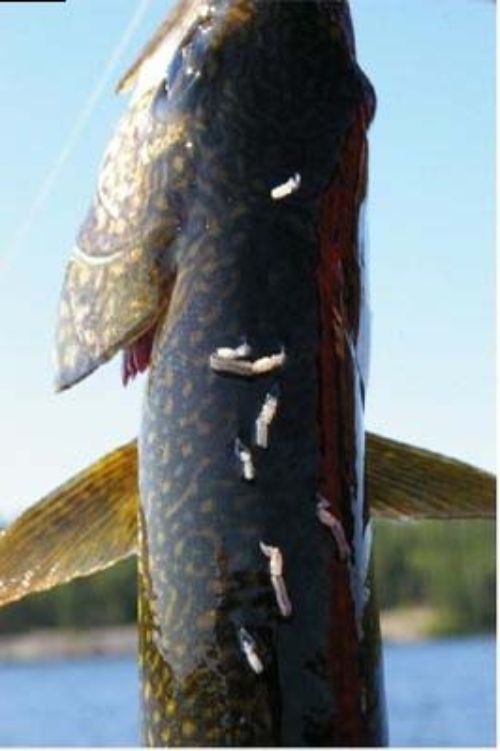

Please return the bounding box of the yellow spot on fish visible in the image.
[166,699,177,717]
[153,680,164,701]
[173,155,185,173]
[75,264,91,284]
[182,719,196,738]
[112,219,127,236]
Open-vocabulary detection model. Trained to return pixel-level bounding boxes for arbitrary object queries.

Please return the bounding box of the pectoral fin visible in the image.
[0,443,138,607]
[366,432,495,520]
[55,82,187,392]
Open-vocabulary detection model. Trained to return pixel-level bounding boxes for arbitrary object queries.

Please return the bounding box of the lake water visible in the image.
[0,636,495,746]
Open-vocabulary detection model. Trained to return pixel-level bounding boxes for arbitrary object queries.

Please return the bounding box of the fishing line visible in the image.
[0,0,154,276]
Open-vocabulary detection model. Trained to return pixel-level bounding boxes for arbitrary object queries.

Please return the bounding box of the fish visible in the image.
[0,0,495,746]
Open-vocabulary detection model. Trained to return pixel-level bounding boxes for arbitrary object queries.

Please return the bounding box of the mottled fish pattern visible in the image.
[54,0,385,746]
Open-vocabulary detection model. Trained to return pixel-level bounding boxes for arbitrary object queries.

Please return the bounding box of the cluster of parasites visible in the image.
[209,325,350,674]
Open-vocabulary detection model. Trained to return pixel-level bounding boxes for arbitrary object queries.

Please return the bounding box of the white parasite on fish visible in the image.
[214,342,251,360]
[316,494,351,561]
[238,626,264,674]
[259,541,292,618]
[234,438,255,482]
[270,173,301,200]
[210,346,286,377]
[255,392,279,448]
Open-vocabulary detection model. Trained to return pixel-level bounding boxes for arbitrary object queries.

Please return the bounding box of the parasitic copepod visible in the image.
[0,0,495,747]
[259,541,293,618]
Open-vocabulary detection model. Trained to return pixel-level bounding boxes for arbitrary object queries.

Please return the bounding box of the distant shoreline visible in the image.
[0,608,491,662]
[0,625,137,662]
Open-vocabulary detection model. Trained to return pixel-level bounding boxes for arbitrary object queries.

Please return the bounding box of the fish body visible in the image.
[54,0,384,745]
[0,0,495,743]
[131,1,384,745]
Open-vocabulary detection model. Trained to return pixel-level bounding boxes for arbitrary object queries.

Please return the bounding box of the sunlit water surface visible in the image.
[0,636,495,746]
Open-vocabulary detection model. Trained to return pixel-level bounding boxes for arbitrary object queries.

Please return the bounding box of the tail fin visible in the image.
[366,432,495,520]
[0,443,138,607]
[1,433,494,607]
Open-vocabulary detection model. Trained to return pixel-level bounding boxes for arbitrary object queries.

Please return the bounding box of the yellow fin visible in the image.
[1,432,494,607]
[0,443,138,607]
[366,432,495,520]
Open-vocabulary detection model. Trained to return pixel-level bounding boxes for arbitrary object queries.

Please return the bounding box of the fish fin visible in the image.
[3,432,492,607]
[54,79,182,391]
[0,443,138,607]
[366,432,495,520]
[116,0,197,95]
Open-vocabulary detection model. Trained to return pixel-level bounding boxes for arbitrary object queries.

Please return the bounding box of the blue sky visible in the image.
[0,0,495,520]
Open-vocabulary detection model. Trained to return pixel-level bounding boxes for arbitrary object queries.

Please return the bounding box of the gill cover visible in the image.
[0,434,494,607]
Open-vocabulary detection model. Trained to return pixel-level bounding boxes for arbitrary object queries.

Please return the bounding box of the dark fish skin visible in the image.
[50,0,384,744]
[134,0,385,746]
